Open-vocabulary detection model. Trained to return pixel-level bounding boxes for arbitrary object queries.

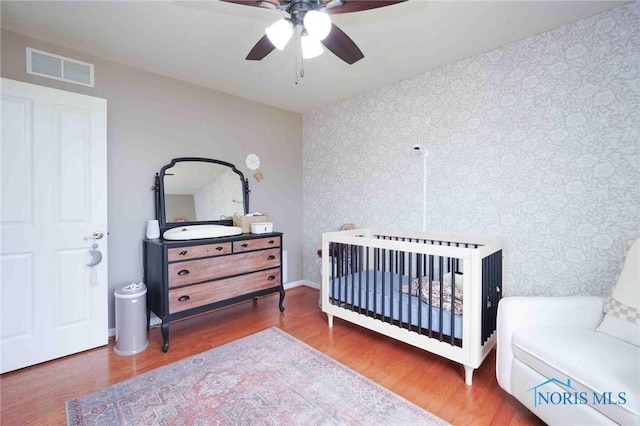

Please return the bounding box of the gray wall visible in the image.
[1,29,303,328]
[303,3,640,297]
[165,195,196,223]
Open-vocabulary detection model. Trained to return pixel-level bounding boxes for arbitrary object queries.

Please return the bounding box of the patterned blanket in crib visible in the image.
[402,274,464,315]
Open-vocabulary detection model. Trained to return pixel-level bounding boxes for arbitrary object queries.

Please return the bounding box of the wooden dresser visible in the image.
[144,232,284,351]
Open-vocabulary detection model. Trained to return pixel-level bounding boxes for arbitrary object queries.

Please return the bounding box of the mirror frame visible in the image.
[154,157,250,230]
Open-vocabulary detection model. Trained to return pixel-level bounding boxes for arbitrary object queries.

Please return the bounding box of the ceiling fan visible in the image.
[220,0,407,64]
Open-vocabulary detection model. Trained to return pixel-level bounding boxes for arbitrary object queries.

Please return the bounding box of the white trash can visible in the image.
[114,283,149,356]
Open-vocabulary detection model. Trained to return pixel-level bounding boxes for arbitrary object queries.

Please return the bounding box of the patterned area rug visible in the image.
[66,327,448,425]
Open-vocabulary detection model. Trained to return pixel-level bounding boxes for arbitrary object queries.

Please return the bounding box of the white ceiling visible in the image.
[0,0,629,114]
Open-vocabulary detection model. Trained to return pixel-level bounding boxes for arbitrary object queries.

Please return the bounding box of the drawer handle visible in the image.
[268,255,276,260]
[268,240,275,244]
[178,295,190,302]
[179,250,188,256]
[241,243,248,248]
[268,275,276,281]
[177,269,190,276]
[216,246,224,251]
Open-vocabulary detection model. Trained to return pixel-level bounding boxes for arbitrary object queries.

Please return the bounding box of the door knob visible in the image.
[84,232,104,240]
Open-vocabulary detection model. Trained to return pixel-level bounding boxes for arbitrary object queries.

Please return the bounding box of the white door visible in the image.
[1,78,108,373]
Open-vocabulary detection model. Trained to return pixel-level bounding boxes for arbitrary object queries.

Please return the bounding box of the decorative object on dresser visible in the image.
[233,212,270,233]
[145,219,160,239]
[147,158,285,352]
[250,221,274,234]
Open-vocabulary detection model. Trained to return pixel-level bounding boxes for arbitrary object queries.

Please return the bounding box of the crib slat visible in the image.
[389,250,397,324]
[341,243,345,306]
[365,246,370,316]
[357,245,363,314]
[331,243,337,307]
[350,244,355,314]
[381,248,386,320]
[374,247,379,320]
[406,250,411,331]
[428,255,434,338]
[450,259,455,346]
[482,252,489,343]
[438,256,444,342]
[416,253,422,334]
[335,243,341,307]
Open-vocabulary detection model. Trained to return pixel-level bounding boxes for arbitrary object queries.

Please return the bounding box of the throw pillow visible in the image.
[596,238,640,346]
[401,273,464,315]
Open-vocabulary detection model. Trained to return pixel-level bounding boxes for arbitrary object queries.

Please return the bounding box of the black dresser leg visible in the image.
[161,321,170,352]
[279,287,286,312]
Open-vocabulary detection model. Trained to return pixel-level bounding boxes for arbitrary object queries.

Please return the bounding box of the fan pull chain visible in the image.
[294,27,300,84]
[293,25,306,84]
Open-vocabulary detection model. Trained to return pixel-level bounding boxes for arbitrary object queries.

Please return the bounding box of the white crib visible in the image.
[321,228,505,385]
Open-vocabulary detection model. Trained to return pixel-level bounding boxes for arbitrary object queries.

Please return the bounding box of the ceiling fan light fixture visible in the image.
[301,34,324,59]
[265,18,293,50]
[303,10,331,41]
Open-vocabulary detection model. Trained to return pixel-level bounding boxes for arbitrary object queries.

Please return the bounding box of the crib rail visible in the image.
[328,241,465,346]
[323,229,503,349]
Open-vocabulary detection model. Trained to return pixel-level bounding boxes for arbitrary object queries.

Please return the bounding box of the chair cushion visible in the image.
[512,327,640,425]
[597,314,640,347]
[597,238,640,346]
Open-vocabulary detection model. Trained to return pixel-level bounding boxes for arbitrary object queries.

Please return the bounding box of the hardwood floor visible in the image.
[0,286,543,425]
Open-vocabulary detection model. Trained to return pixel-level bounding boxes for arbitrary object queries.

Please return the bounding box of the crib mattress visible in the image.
[329,270,463,340]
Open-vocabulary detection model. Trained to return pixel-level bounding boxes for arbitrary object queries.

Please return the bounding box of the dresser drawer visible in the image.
[233,236,280,253]
[168,248,281,288]
[167,242,232,262]
[169,268,281,314]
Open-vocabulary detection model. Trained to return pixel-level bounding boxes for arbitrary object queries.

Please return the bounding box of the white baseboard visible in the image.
[284,280,319,290]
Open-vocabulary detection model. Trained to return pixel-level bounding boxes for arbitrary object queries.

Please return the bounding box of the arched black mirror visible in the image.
[154,157,249,230]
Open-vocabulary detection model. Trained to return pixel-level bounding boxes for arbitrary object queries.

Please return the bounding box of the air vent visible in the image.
[26,47,94,87]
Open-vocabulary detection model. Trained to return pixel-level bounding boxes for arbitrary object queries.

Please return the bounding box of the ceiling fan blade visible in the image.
[246,35,276,60]
[219,0,279,9]
[325,0,407,14]
[321,23,364,65]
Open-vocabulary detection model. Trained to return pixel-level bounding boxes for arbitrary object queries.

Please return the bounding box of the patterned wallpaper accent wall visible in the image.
[194,169,244,220]
[303,3,639,296]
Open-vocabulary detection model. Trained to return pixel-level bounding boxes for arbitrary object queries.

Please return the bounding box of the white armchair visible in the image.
[497,296,640,425]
